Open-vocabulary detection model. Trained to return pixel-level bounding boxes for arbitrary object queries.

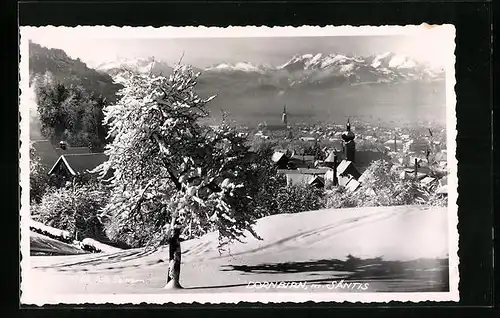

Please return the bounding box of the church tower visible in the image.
[341,118,356,162]
[282,104,288,127]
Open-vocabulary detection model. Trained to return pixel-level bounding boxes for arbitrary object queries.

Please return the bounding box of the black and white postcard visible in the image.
[19,25,458,304]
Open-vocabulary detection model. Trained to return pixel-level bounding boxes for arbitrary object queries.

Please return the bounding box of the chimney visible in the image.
[332,154,338,186]
[59,141,67,150]
[414,158,418,179]
[394,134,397,152]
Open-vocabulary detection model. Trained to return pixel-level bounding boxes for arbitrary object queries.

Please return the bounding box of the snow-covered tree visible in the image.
[95,65,261,289]
[33,182,109,242]
[34,73,109,152]
[29,141,48,203]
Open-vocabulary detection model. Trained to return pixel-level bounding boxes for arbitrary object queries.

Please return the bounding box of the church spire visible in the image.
[341,117,356,162]
[282,104,288,127]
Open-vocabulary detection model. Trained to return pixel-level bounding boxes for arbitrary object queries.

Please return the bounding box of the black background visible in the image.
[5,0,497,317]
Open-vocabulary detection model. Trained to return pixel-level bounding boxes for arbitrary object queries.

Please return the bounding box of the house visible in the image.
[31,140,91,172]
[436,176,448,195]
[325,169,360,192]
[285,173,324,188]
[384,139,403,151]
[279,168,329,176]
[402,168,428,180]
[331,120,391,173]
[308,175,325,188]
[299,136,317,142]
[420,176,438,190]
[323,151,338,168]
[296,168,331,175]
[48,153,109,182]
[323,159,362,192]
[288,154,316,169]
[271,151,288,169]
[337,160,361,180]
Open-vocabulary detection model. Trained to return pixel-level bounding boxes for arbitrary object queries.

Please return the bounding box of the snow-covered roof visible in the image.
[32,140,91,171]
[338,174,354,187]
[290,154,315,162]
[439,176,448,187]
[420,176,437,187]
[299,137,317,142]
[271,152,287,163]
[308,175,325,186]
[48,153,108,176]
[345,178,361,192]
[337,160,354,175]
[436,185,448,194]
[324,151,338,163]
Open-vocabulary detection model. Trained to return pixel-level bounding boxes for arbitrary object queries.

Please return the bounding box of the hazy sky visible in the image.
[25,27,452,68]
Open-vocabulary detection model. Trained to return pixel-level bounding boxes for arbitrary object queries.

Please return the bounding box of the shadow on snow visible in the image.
[198,255,451,292]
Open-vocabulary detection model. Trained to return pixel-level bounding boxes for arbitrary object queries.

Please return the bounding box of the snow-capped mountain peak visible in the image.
[95,57,174,78]
[371,52,419,69]
[277,54,316,70]
[388,55,418,69]
[205,62,263,73]
[371,52,392,68]
[279,53,367,71]
[320,54,353,68]
[95,56,171,74]
[95,51,444,89]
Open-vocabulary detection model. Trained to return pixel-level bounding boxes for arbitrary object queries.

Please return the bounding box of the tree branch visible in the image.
[129,179,156,218]
[152,133,183,191]
[163,158,183,192]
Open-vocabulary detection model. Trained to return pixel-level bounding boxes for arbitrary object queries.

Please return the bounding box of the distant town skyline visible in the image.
[26,30,450,69]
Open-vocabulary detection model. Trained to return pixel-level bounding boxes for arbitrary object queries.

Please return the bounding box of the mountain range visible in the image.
[28,42,447,129]
[94,52,444,91]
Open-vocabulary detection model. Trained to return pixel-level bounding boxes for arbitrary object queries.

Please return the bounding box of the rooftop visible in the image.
[48,153,108,176]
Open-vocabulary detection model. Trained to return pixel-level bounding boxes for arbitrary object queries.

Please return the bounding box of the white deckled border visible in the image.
[19,24,458,305]
[23,291,457,305]
[21,24,449,39]
[19,32,32,303]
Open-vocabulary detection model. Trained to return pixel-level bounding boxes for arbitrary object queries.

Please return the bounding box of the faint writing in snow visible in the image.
[77,275,146,284]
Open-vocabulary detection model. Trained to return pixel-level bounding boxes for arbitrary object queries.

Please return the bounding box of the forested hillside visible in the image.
[29,41,122,103]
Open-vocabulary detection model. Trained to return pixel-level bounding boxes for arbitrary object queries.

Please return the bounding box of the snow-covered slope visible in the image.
[30,231,88,256]
[26,205,449,297]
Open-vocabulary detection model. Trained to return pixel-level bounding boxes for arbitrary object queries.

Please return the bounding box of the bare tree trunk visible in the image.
[164,226,183,289]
